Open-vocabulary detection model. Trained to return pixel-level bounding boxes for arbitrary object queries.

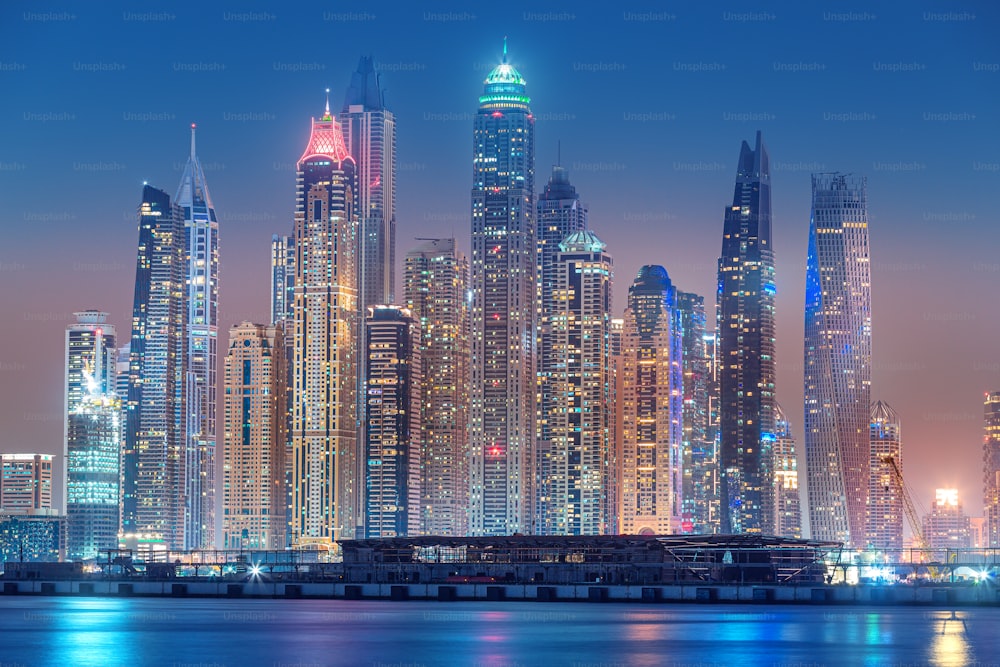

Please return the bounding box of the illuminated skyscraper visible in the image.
[923,489,972,551]
[608,317,624,536]
[65,311,120,560]
[772,404,801,539]
[469,41,536,536]
[176,124,219,550]
[222,322,287,550]
[620,266,683,535]
[677,291,716,534]
[123,184,188,548]
[804,173,871,548]
[364,307,420,538]
[536,230,613,535]
[403,238,470,537]
[983,391,1000,546]
[716,131,776,535]
[341,57,396,310]
[868,400,903,551]
[290,96,359,546]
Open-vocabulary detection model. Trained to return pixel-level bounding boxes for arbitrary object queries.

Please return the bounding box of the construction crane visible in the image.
[880,455,930,558]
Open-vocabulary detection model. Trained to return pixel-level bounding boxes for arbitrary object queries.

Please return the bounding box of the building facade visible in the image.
[0,454,53,511]
[469,42,536,536]
[290,98,359,546]
[270,234,295,326]
[176,125,219,550]
[536,230,613,536]
[222,322,287,550]
[804,173,872,548]
[716,131,776,535]
[772,404,801,539]
[403,238,470,537]
[341,56,397,310]
[677,291,716,534]
[123,184,188,548]
[984,391,1000,547]
[923,489,972,552]
[364,307,421,538]
[619,266,683,535]
[869,400,903,551]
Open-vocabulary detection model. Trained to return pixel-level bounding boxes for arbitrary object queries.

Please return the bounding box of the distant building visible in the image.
[1,454,53,512]
[923,489,972,551]
[364,307,420,538]
[222,322,287,550]
[608,317,624,536]
[969,516,987,549]
[403,238,470,537]
[772,405,801,539]
[983,392,1000,547]
[270,234,295,325]
[619,266,683,535]
[677,291,716,534]
[868,401,903,551]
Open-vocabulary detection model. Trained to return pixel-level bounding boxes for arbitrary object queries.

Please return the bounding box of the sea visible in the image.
[0,597,993,667]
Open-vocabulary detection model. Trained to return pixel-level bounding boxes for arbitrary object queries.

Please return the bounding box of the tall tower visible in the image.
[469,40,536,536]
[364,306,421,538]
[290,96,359,546]
[222,322,286,550]
[403,238,470,537]
[341,57,396,309]
[123,184,188,548]
[65,311,120,560]
[772,404,802,539]
[869,400,902,551]
[983,392,1000,546]
[535,164,587,530]
[176,124,219,550]
[608,317,624,536]
[536,230,613,536]
[716,131,775,535]
[804,173,872,548]
[619,266,683,535]
[677,292,715,534]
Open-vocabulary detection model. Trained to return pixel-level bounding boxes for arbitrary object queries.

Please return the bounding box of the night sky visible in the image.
[1,1,997,519]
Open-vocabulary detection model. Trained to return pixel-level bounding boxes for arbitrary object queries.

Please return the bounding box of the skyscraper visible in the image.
[983,392,1000,546]
[869,400,903,551]
[364,307,420,538]
[804,173,872,548]
[923,489,972,551]
[176,124,219,550]
[677,291,716,534]
[123,184,188,548]
[222,322,287,550]
[536,230,613,536]
[716,131,776,535]
[65,311,120,560]
[341,57,396,310]
[772,404,801,539]
[290,96,359,546]
[608,317,624,536]
[403,238,470,537]
[620,266,683,535]
[469,41,536,536]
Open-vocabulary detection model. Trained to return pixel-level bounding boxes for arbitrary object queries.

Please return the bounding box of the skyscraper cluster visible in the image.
[51,40,1000,559]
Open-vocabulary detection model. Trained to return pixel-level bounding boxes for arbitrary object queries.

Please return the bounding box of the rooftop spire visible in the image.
[503,36,508,63]
[190,123,196,160]
[324,88,331,120]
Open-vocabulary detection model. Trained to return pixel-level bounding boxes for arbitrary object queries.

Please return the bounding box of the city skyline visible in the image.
[2,3,998,521]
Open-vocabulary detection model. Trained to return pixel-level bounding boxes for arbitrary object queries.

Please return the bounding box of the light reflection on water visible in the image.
[3,598,999,666]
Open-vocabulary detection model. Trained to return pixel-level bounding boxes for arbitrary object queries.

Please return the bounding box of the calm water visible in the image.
[0,597,994,666]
